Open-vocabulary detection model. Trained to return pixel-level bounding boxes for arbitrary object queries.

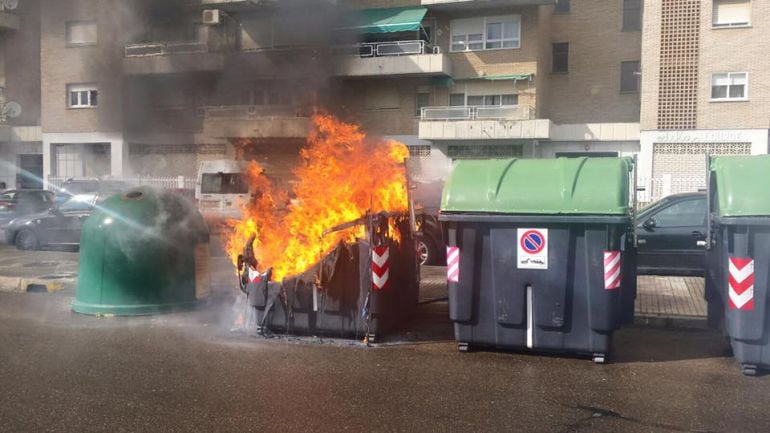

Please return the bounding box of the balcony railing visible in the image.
[421,105,535,121]
[332,40,439,58]
[124,41,209,58]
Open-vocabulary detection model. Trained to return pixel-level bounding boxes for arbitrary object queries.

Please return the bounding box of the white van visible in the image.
[195,159,251,223]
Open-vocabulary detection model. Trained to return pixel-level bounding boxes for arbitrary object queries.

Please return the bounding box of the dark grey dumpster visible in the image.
[706,155,770,376]
[440,157,636,363]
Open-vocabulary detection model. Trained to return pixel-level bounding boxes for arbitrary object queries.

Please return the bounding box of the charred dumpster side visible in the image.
[440,157,636,363]
[240,215,419,341]
[706,155,770,376]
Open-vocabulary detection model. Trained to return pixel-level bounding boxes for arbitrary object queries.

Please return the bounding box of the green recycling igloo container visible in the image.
[72,187,210,316]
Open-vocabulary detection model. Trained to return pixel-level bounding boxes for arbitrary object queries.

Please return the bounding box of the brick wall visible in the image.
[40,0,127,133]
[642,0,770,131]
[546,0,642,124]
[697,0,770,129]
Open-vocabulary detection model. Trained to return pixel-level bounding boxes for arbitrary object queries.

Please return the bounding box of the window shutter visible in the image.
[714,0,751,26]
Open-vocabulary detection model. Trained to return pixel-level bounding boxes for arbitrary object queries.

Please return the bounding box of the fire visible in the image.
[225,113,409,281]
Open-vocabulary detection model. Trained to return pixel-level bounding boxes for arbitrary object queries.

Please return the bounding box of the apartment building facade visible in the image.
[336,0,643,182]
[22,0,646,187]
[0,0,42,190]
[36,0,337,186]
[639,0,770,197]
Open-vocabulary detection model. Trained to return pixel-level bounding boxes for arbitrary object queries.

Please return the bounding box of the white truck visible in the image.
[195,159,251,225]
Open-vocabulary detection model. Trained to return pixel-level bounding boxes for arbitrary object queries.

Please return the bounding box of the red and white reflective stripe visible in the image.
[603,251,622,290]
[447,246,460,283]
[247,267,262,283]
[372,245,390,290]
[729,257,754,311]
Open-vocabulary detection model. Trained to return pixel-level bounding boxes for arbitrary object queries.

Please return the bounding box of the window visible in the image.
[201,173,249,194]
[552,42,569,73]
[713,0,751,27]
[59,194,97,213]
[67,84,98,108]
[649,199,707,228]
[449,93,465,106]
[554,0,570,14]
[415,92,430,117]
[66,21,97,46]
[450,15,520,52]
[711,72,748,100]
[467,94,518,106]
[623,0,642,31]
[451,18,483,52]
[485,19,520,49]
[448,144,523,159]
[620,61,641,92]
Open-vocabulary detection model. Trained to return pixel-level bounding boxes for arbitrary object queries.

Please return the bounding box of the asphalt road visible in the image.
[1,287,770,433]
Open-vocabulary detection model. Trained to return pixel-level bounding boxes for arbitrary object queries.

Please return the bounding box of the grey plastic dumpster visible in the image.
[706,155,770,376]
[440,157,636,363]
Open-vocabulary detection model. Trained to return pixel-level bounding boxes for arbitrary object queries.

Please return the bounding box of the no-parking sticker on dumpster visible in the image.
[517,229,548,270]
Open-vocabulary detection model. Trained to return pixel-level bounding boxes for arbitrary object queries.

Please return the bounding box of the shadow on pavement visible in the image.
[610,327,731,364]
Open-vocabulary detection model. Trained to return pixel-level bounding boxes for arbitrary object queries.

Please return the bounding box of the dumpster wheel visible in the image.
[741,364,759,376]
[592,353,607,364]
[458,342,471,353]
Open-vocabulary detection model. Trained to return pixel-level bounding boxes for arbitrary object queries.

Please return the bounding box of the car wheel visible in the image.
[14,229,39,251]
[416,235,438,266]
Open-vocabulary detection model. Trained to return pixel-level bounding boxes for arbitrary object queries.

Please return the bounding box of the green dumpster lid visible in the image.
[441,157,632,215]
[337,7,428,33]
[711,155,770,217]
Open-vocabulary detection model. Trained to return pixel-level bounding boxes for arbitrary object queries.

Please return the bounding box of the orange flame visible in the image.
[225,113,409,281]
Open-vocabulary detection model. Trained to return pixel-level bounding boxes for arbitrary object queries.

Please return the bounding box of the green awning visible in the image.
[431,76,455,88]
[338,7,428,34]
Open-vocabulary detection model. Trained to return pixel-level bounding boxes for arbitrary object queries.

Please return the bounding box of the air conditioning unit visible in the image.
[202,9,221,25]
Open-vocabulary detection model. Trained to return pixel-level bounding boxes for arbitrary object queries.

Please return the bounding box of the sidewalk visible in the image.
[636,275,706,318]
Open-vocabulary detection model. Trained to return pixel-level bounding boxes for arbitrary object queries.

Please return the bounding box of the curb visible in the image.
[633,314,709,331]
[0,276,74,293]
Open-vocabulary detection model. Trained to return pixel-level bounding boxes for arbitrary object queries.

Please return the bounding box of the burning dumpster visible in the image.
[238,213,418,340]
[227,114,420,341]
[72,187,210,316]
[440,157,637,362]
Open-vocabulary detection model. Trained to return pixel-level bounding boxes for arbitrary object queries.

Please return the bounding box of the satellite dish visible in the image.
[4,101,22,118]
[2,0,18,11]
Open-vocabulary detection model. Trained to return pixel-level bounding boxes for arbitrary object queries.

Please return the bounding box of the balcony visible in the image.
[200,105,310,138]
[0,11,19,31]
[333,40,452,78]
[123,41,225,75]
[419,105,552,140]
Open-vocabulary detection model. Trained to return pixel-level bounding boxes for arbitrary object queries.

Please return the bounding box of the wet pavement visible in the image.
[2,279,770,432]
[2,245,769,432]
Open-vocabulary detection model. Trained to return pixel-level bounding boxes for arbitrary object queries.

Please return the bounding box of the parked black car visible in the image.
[636,192,707,276]
[6,192,112,250]
[0,189,56,228]
[411,179,446,266]
[416,212,444,266]
[54,178,128,205]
